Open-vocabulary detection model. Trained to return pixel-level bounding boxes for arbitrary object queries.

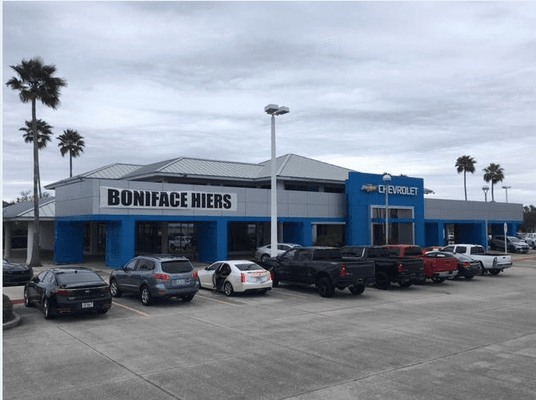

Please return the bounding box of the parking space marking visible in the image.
[196,293,237,306]
[113,302,151,317]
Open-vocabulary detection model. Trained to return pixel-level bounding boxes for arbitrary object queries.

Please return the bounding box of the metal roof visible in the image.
[3,197,56,219]
[45,154,356,188]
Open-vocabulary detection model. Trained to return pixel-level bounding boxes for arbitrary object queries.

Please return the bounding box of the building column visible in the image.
[55,220,85,264]
[106,218,136,268]
[161,222,169,254]
[3,223,12,259]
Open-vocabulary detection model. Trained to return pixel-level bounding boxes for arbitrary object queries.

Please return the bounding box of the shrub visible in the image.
[3,294,14,323]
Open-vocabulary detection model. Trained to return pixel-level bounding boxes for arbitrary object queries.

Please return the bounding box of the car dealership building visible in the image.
[3,153,524,268]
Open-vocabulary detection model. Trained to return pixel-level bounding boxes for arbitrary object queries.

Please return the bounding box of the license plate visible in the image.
[173,279,186,286]
[82,302,93,309]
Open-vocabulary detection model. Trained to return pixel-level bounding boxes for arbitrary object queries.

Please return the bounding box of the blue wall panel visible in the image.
[55,220,84,264]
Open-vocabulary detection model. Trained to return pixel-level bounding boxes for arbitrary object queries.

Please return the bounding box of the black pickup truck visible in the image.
[262,247,375,297]
[341,246,425,289]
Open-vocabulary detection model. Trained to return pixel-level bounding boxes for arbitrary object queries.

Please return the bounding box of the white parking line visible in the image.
[113,302,151,317]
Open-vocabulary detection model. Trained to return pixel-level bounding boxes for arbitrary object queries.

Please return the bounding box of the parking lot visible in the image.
[3,254,536,400]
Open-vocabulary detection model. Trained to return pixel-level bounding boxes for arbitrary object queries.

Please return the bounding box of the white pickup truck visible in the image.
[443,244,512,275]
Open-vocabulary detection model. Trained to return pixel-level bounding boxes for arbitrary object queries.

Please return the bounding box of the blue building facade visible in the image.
[45,155,524,268]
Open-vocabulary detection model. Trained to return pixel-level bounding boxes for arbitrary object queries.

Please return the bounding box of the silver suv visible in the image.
[109,255,199,306]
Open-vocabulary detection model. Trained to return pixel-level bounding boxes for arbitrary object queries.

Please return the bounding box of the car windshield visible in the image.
[161,260,193,274]
[56,270,104,286]
[470,246,485,255]
[235,263,263,271]
[509,237,522,242]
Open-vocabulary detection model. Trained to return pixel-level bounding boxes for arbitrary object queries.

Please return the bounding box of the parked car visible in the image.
[24,267,112,319]
[442,244,512,275]
[197,260,272,296]
[443,251,481,279]
[265,247,375,297]
[386,245,458,283]
[342,246,424,289]
[254,243,302,262]
[490,236,530,253]
[520,233,536,249]
[109,255,199,306]
[3,259,33,286]
[168,234,192,250]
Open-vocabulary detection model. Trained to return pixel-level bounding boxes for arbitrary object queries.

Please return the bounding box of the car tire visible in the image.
[317,277,335,298]
[375,272,390,290]
[24,287,33,307]
[489,269,501,276]
[465,274,475,280]
[349,284,365,295]
[140,286,153,306]
[261,254,270,262]
[223,282,234,296]
[43,298,54,319]
[182,294,195,302]
[109,279,122,298]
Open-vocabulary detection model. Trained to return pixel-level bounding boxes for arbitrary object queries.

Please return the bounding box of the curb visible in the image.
[3,312,22,331]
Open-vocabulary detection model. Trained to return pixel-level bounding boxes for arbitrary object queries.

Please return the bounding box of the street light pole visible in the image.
[383,173,392,245]
[482,186,489,202]
[502,185,511,203]
[265,104,289,258]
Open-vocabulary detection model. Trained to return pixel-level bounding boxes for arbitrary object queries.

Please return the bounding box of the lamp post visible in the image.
[382,173,392,245]
[502,185,511,203]
[482,186,489,202]
[265,104,289,258]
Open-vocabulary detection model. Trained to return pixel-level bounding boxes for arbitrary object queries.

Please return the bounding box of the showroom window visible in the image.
[371,206,414,245]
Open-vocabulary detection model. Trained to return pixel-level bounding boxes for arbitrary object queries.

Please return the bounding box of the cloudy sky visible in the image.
[2,1,535,206]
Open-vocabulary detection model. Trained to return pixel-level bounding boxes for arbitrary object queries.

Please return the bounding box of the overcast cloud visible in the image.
[2,2,535,206]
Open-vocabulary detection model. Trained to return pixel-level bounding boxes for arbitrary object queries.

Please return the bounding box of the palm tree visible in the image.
[20,119,54,198]
[483,163,505,202]
[455,155,476,201]
[57,129,85,177]
[5,57,67,267]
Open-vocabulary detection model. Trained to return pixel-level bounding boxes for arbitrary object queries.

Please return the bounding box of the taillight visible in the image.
[397,263,404,273]
[241,273,247,283]
[340,264,347,277]
[270,271,275,281]
[103,286,110,292]
[462,262,470,269]
[154,273,170,281]
[192,271,199,279]
[56,289,72,296]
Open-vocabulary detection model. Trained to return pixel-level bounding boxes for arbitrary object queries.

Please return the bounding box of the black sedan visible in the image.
[3,259,33,286]
[24,267,112,319]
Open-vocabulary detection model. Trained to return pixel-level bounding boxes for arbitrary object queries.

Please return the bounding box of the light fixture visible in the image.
[482,186,489,202]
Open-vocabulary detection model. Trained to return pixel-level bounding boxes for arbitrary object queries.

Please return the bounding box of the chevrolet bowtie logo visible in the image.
[361,184,378,193]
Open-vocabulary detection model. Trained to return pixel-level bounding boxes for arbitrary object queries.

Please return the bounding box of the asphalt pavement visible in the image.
[3,252,536,400]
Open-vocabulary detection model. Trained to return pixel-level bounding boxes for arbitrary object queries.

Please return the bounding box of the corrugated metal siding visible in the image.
[257,154,353,181]
[85,163,142,179]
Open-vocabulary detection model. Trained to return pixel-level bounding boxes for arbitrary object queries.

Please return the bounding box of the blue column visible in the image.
[198,220,228,263]
[106,218,136,268]
[55,220,85,264]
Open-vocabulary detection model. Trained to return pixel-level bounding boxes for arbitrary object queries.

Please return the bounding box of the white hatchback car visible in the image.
[254,243,302,262]
[197,260,272,296]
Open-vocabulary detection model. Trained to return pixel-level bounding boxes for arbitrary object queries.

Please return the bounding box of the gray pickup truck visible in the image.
[262,247,375,297]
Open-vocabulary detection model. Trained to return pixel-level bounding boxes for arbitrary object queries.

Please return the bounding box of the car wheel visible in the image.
[489,269,501,275]
[24,287,34,307]
[317,277,335,298]
[261,254,270,262]
[43,298,54,319]
[182,294,195,302]
[109,279,122,298]
[431,277,445,284]
[375,272,390,290]
[349,284,365,295]
[223,282,234,296]
[479,262,486,275]
[140,286,153,306]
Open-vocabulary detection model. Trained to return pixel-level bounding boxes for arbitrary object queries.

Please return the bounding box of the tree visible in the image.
[20,119,54,198]
[5,57,67,266]
[455,155,476,201]
[57,129,85,177]
[483,163,505,202]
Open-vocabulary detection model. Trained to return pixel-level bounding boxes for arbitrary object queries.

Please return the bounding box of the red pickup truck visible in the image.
[386,245,458,283]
